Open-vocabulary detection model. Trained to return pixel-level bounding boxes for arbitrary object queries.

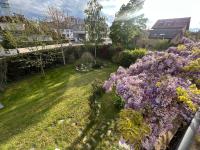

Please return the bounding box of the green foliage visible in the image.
[68,53,76,64]
[80,52,95,64]
[177,44,187,51]
[84,0,107,44]
[84,0,108,59]
[2,31,17,49]
[118,48,147,67]
[117,109,151,147]
[183,58,200,86]
[153,40,171,51]
[176,87,197,112]
[92,59,104,69]
[113,95,125,110]
[184,58,200,72]
[90,79,105,101]
[110,0,147,48]
[75,52,94,72]
[89,79,105,117]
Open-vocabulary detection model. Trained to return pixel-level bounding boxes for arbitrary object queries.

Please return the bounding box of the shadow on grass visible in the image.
[67,92,120,150]
[0,65,74,144]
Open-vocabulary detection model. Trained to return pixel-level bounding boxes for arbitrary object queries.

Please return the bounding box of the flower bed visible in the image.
[103,38,200,149]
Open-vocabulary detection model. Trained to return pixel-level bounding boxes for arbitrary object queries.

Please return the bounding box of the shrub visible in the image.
[92,59,104,69]
[2,31,17,49]
[79,52,94,64]
[114,95,125,110]
[68,53,75,63]
[89,79,105,117]
[75,52,94,72]
[90,79,105,100]
[103,39,200,149]
[111,52,120,64]
[117,109,151,148]
[153,40,171,51]
[118,48,147,67]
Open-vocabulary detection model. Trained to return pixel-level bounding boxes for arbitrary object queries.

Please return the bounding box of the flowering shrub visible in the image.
[103,37,200,149]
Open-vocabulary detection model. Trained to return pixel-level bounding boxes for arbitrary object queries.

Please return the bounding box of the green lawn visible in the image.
[0,64,123,150]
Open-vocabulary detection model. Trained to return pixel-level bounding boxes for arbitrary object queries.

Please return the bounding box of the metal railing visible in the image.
[177,108,200,150]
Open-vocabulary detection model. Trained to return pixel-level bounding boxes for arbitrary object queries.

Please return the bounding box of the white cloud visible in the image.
[7,0,200,28]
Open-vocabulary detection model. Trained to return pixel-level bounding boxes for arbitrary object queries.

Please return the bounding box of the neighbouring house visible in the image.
[0,22,25,31]
[149,17,191,44]
[55,16,86,42]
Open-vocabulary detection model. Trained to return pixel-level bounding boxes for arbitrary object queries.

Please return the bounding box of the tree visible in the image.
[21,20,46,76]
[2,30,17,49]
[84,0,108,61]
[47,6,68,65]
[110,0,147,48]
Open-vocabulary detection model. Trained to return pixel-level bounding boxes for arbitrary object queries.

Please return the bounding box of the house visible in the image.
[149,17,191,44]
[59,17,86,42]
[0,22,25,31]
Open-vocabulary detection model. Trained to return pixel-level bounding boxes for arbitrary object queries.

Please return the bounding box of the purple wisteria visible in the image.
[103,37,200,149]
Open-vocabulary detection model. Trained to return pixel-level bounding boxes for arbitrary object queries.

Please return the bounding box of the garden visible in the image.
[0,36,199,150]
[0,0,200,149]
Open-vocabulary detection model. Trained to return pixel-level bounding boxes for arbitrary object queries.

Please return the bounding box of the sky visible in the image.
[8,0,200,29]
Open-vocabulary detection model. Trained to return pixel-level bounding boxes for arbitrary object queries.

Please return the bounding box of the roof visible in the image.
[149,29,183,39]
[149,17,191,39]
[152,17,191,30]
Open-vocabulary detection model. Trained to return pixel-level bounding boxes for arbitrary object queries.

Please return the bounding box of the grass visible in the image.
[0,64,124,150]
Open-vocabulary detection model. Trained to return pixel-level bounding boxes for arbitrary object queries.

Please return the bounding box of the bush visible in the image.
[75,52,94,72]
[68,53,75,63]
[80,52,94,64]
[104,39,200,149]
[118,48,147,67]
[92,59,104,69]
[96,45,122,60]
[2,31,17,49]
[153,40,171,51]
[90,79,105,101]
[114,95,125,110]
[117,109,151,147]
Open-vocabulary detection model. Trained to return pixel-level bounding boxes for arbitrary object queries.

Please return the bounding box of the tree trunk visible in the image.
[94,44,97,64]
[61,47,66,65]
[40,54,45,76]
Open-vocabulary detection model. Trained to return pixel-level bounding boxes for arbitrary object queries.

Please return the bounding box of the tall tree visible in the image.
[47,6,68,65]
[110,0,147,48]
[84,0,108,60]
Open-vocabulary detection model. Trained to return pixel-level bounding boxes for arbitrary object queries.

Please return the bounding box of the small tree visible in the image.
[47,6,68,65]
[84,0,108,61]
[2,30,17,49]
[22,20,46,76]
[110,0,147,48]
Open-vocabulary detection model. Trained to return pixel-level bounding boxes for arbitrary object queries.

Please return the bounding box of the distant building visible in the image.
[0,23,25,31]
[59,17,86,42]
[0,0,11,16]
[149,17,191,44]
